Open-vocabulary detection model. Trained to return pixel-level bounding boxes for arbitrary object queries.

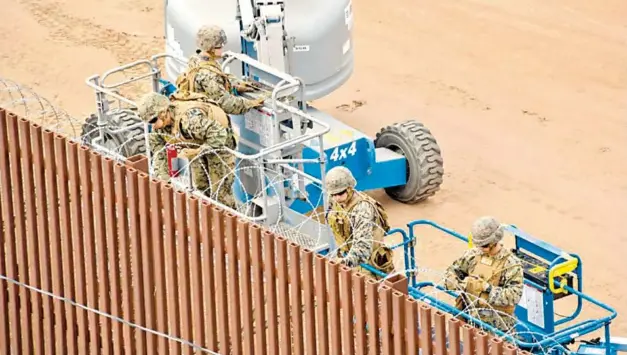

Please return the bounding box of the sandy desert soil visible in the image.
[1,0,626,340]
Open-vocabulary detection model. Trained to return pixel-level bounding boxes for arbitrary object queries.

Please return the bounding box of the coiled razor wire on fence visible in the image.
[0,76,323,253]
[0,77,83,137]
[0,77,571,355]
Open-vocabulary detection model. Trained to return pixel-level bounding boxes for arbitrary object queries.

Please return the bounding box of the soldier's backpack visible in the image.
[175,60,232,95]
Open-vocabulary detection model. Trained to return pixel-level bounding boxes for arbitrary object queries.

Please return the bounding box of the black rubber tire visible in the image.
[374,120,444,204]
[80,110,146,158]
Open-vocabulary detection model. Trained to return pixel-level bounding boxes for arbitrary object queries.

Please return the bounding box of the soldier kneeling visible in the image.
[137,92,237,209]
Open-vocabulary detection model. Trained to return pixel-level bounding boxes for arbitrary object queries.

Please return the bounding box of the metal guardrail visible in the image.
[83,52,332,222]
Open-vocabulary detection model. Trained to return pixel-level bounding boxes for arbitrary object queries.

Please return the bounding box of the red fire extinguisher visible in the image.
[166,144,179,177]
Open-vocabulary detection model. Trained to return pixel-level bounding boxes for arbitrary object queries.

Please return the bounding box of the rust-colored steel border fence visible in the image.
[0,108,530,355]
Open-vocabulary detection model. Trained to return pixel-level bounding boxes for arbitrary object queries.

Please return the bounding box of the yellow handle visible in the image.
[468,233,474,248]
[548,253,578,294]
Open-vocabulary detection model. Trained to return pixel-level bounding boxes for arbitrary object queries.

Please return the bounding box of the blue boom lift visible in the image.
[363,219,626,355]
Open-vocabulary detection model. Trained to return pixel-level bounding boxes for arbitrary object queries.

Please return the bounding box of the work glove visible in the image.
[464,276,490,296]
[370,247,394,273]
[235,82,255,93]
[250,92,271,108]
[178,148,202,160]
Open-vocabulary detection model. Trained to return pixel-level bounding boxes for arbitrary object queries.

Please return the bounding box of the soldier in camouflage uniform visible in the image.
[137,92,237,209]
[325,166,395,280]
[175,24,268,114]
[443,216,524,334]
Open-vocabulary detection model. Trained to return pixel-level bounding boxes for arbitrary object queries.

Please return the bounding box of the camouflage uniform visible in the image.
[443,216,524,334]
[325,166,395,280]
[137,92,237,209]
[175,25,264,115]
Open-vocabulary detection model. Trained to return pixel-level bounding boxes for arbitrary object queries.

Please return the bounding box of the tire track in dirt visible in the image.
[19,0,163,66]
[18,0,166,106]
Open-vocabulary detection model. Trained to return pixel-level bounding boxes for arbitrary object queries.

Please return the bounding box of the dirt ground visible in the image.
[2,0,626,341]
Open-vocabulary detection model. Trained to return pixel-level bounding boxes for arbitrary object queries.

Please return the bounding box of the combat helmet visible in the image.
[137,92,171,123]
[196,25,228,51]
[325,166,357,195]
[470,216,505,247]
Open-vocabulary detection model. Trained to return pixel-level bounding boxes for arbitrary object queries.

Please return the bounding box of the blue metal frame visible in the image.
[382,219,620,354]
